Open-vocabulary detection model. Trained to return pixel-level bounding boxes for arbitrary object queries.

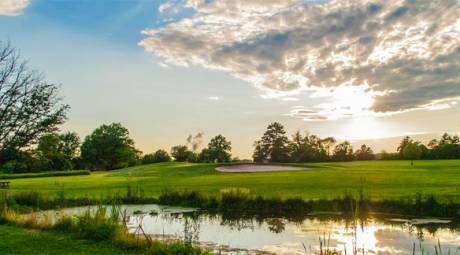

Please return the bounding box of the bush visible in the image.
[75,207,123,241]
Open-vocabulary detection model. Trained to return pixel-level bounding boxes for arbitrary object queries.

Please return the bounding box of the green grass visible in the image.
[0,225,138,255]
[6,160,460,201]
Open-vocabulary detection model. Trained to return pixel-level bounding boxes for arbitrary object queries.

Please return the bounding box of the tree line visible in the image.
[0,122,234,172]
[253,122,460,164]
[1,42,460,173]
[253,122,373,163]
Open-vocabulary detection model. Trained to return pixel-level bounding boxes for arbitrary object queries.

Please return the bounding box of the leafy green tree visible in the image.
[402,142,422,166]
[0,42,69,156]
[37,133,70,170]
[171,145,193,162]
[252,140,267,163]
[439,133,460,145]
[380,150,400,160]
[397,136,412,159]
[321,137,336,158]
[355,144,375,161]
[332,141,354,161]
[59,132,80,161]
[424,133,460,159]
[81,123,140,170]
[204,135,232,163]
[0,148,40,173]
[35,132,80,171]
[143,149,171,164]
[289,132,327,162]
[253,122,290,163]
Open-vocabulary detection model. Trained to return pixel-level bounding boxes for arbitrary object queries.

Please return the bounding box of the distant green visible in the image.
[7,160,460,201]
[0,225,137,255]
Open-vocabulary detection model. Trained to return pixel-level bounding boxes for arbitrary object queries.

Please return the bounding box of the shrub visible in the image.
[75,207,124,241]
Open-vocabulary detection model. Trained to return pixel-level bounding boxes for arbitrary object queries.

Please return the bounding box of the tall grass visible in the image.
[2,185,460,220]
[1,202,209,255]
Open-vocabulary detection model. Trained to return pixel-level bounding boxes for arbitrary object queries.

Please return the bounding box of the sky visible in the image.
[1,0,460,158]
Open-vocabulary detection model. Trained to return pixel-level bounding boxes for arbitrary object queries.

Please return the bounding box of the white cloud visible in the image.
[159,2,173,13]
[140,0,460,119]
[207,96,220,101]
[0,0,30,16]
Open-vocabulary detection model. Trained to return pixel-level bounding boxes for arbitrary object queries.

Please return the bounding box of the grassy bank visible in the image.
[0,201,209,255]
[0,225,139,255]
[5,160,460,202]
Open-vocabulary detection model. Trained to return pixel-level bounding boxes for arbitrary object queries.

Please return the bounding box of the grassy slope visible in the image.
[0,225,137,255]
[7,160,460,201]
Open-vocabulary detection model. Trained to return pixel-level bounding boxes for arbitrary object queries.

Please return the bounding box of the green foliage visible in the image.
[170,145,194,162]
[74,207,123,241]
[253,122,290,162]
[0,148,42,173]
[200,134,232,163]
[81,123,140,170]
[379,151,400,160]
[354,144,375,160]
[143,149,171,164]
[332,141,355,161]
[402,142,422,165]
[37,133,73,170]
[289,132,328,162]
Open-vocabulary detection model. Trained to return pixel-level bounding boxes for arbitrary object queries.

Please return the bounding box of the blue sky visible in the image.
[1,0,460,157]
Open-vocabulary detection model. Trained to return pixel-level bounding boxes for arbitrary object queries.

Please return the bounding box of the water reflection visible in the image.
[42,205,460,255]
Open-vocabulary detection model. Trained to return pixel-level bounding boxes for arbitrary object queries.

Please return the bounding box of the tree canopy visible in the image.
[201,134,232,163]
[143,149,171,164]
[81,123,140,170]
[0,42,69,154]
[171,145,194,162]
[253,122,290,163]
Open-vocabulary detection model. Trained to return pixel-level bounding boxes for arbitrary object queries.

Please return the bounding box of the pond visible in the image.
[39,204,460,255]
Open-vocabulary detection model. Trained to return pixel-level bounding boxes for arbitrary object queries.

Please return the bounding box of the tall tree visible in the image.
[253,122,290,162]
[397,136,412,158]
[59,132,80,160]
[204,134,232,163]
[171,145,193,162]
[321,136,336,158]
[289,132,327,162]
[0,42,69,155]
[402,142,422,166]
[81,123,140,170]
[37,133,71,170]
[354,144,375,161]
[332,141,354,161]
[143,149,171,164]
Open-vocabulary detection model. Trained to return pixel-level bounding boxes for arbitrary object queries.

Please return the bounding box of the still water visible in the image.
[41,204,460,255]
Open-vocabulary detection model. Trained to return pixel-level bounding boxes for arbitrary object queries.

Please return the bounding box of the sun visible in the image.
[340,116,392,140]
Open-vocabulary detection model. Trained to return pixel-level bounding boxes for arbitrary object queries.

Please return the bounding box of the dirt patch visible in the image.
[215,164,307,173]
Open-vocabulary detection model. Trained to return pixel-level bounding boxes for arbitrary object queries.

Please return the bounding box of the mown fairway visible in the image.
[7,160,460,201]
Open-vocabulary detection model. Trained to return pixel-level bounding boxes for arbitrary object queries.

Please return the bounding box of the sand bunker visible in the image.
[216,164,307,173]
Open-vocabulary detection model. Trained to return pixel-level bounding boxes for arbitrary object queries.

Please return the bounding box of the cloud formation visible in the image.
[0,0,29,16]
[141,0,460,119]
